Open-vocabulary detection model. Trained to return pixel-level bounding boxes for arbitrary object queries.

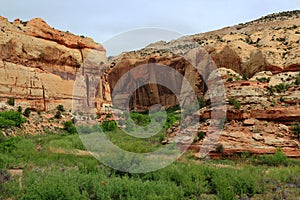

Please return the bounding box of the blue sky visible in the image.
[1,0,299,55]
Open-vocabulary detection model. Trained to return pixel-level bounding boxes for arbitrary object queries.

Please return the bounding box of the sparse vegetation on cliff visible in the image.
[23,108,31,118]
[229,98,241,110]
[292,122,300,141]
[6,98,14,106]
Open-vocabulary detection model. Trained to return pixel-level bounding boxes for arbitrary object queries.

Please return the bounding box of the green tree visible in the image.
[7,97,15,106]
[23,108,31,118]
[17,106,22,113]
[0,111,26,127]
[57,104,65,112]
[54,111,62,119]
[63,121,77,134]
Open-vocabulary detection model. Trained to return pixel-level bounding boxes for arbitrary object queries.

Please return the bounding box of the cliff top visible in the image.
[0,16,105,51]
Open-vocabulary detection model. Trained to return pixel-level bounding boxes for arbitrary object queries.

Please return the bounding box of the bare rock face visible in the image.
[0,17,110,111]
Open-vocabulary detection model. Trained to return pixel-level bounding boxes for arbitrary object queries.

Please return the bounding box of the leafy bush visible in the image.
[0,111,26,128]
[57,104,65,112]
[227,77,233,82]
[17,106,22,113]
[63,121,77,134]
[101,120,117,132]
[54,111,62,119]
[197,131,206,140]
[272,83,291,93]
[130,112,150,126]
[23,108,31,118]
[7,97,14,106]
[229,98,241,110]
[0,136,20,153]
[255,148,289,166]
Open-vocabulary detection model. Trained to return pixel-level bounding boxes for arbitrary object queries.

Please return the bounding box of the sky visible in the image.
[0,0,299,55]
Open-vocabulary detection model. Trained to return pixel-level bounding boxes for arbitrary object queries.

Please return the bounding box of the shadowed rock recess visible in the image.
[1,10,300,157]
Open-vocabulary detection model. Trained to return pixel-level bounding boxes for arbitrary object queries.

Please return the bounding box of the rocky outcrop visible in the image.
[109,11,300,111]
[0,16,110,111]
[111,11,300,158]
[108,50,208,111]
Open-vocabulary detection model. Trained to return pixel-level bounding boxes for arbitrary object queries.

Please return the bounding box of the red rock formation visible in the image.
[0,16,110,111]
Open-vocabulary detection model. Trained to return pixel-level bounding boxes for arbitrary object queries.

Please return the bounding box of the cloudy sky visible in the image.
[1,0,299,55]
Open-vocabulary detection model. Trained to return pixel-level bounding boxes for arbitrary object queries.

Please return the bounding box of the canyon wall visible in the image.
[0,17,111,111]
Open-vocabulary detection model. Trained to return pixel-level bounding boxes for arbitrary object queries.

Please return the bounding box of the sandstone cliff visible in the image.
[108,11,300,157]
[108,11,300,111]
[0,16,111,111]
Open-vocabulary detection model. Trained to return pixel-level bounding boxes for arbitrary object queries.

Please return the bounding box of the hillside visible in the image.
[108,10,300,157]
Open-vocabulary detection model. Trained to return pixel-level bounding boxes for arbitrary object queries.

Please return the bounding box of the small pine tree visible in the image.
[7,97,15,106]
[54,111,62,119]
[57,105,65,112]
[23,108,31,118]
[17,106,22,113]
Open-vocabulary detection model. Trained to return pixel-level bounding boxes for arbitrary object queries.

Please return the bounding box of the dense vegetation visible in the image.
[0,134,299,199]
[0,108,299,199]
[0,111,26,128]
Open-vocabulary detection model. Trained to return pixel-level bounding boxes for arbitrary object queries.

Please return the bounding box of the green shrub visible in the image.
[101,120,117,132]
[255,148,289,166]
[23,108,31,118]
[7,97,14,106]
[256,77,270,83]
[227,77,233,82]
[229,98,241,110]
[57,104,65,112]
[17,106,22,113]
[54,111,62,119]
[197,131,206,140]
[0,111,26,128]
[130,112,150,126]
[63,121,77,134]
[197,97,206,109]
[216,144,224,153]
[272,83,291,93]
[0,136,20,153]
[242,73,248,80]
[291,122,300,141]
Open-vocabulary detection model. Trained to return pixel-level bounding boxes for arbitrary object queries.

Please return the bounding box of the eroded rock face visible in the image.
[109,11,300,111]
[108,50,209,111]
[106,11,300,157]
[0,17,110,111]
